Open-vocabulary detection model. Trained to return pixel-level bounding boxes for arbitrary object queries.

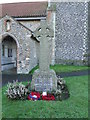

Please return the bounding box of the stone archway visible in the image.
[0,33,19,74]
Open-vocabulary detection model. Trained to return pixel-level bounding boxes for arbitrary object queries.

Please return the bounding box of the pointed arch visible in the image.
[0,32,19,48]
[0,33,19,73]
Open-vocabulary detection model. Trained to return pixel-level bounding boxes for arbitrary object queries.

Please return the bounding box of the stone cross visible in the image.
[31,20,57,92]
[33,20,54,72]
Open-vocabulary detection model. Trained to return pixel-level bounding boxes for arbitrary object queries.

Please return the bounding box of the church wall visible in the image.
[55,2,88,66]
[20,18,57,66]
[47,10,56,65]
[19,20,40,69]
[0,16,39,74]
[20,20,55,65]
[35,41,40,64]
[20,21,40,31]
[29,38,39,71]
[88,2,90,65]
[0,2,88,74]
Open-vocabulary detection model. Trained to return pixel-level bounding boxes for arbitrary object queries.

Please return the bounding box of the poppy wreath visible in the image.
[28,92,41,100]
[42,94,55,101]
[28,92,55,101]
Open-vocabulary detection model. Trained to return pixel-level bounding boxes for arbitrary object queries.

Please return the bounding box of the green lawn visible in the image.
[29,64,89,75]
[2,75,88,118]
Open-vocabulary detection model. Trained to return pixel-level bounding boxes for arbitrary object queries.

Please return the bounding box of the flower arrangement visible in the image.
[55,78,70,100]
[5,78,70,101]
[27,91,55,101]
[6,80,30,100]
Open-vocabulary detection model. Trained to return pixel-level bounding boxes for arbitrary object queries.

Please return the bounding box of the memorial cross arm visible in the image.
[33,21,54,40]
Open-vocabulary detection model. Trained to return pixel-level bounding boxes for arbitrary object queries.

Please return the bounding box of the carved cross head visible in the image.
[33,20,54,40]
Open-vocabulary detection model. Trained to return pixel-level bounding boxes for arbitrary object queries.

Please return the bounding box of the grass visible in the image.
[29,65,39,75]
[29,64,89,75]
[2,75,88,118]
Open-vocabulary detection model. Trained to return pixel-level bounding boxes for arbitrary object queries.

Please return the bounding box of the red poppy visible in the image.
[28,92,40,100]
[42,94,55,101]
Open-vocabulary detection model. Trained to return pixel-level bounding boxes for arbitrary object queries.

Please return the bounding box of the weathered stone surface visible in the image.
[31,20,57,92]
[31,69,57,91]
[55,2,88,65]
[0,15,39,74]
[0,2,89,75]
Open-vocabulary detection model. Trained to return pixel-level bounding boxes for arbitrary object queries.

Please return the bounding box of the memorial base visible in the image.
[31,69,57,92]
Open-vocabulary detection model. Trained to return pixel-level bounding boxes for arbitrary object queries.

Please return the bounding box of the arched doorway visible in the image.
[1,35,17,73]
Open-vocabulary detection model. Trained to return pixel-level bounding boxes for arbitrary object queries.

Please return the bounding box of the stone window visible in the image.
[8,48,12,57]
[5,20,11,31]
[2,45,5,56]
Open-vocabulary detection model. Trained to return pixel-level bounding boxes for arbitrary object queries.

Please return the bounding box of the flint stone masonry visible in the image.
[55,2,88,65]
[88,2,90,65]
[31,21,57,92]
[0,15,39,74]
[0,2,89,74]
[21,20,55,65]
